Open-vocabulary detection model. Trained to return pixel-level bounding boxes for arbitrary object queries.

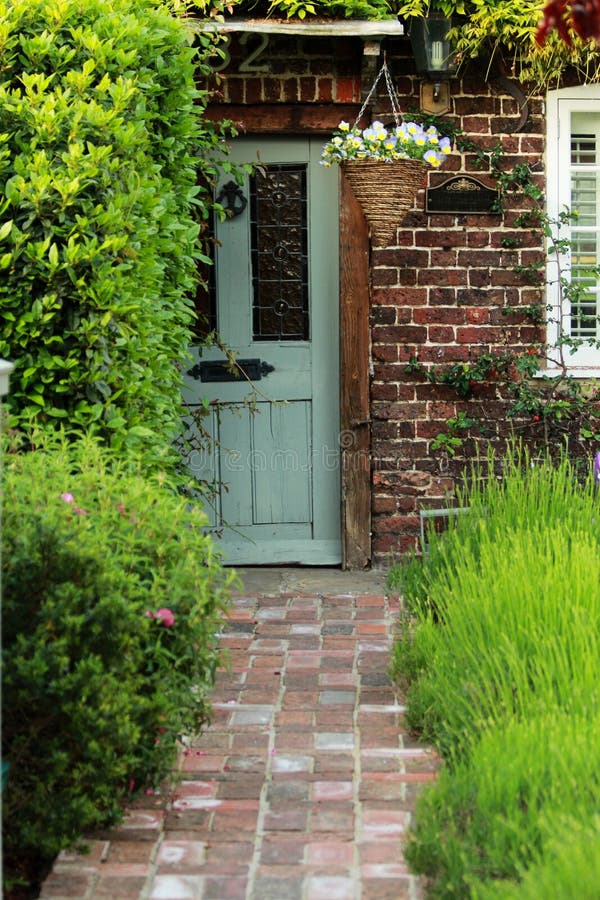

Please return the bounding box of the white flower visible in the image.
[320,118,450,169]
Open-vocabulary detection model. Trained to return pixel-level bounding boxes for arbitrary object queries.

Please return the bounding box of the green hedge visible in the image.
[0,0,228,462]
[1,433,234,889]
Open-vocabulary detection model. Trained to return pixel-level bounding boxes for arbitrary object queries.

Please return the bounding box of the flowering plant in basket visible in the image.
[320,119,452,169]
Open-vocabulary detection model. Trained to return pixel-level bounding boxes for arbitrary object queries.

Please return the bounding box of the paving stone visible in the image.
[319,690,355,705]
[303,875,356,899]
[104,840,158,864]
[203,875,248,899]
[202,841,254,873]
[260,835,307,865]
[309,802,355,833]
[231,705,274,726]
[312,780,354,802]
[93,874,147,898]
[263,806,309,832]
[315,732,354,750]
[322,624,354,634]
[266,780,311,803]
[157,840,207,868]
[271,754,313,774]
[360,672,392,686]
[39,873,95,897]
[150,874,206,898]
[305,841,355,866]
[313,753,354,774]
[250,872,303,900]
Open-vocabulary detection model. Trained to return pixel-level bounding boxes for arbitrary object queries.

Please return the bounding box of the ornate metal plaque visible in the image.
[426,175,500,214]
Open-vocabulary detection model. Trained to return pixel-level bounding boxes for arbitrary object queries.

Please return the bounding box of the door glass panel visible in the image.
[191,214,217,339]
[250,164,309,341]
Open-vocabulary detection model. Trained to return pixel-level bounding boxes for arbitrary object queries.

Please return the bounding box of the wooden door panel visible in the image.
[252,401,312,524]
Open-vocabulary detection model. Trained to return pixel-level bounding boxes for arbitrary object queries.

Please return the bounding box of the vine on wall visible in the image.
[404,134,600,463]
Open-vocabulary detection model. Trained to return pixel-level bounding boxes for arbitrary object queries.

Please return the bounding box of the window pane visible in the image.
[570,114,600,341]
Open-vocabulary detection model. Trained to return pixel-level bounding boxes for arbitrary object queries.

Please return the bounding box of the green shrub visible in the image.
[1,432,234,886]
[0,0,231,463]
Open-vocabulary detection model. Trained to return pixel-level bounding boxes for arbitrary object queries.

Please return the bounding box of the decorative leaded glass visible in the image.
[250,164,309,341]
[192,214,217,339]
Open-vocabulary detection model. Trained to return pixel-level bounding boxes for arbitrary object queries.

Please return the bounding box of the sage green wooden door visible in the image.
[183,137,341,565]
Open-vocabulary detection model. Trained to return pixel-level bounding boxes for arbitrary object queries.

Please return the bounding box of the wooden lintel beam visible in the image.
[204,103,365,133]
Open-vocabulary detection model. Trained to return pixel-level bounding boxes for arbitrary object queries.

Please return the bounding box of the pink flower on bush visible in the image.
[155,608,175,627]
[145,608,175,627]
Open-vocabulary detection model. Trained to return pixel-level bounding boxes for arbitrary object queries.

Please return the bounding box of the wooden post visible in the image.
[339,169,371,569]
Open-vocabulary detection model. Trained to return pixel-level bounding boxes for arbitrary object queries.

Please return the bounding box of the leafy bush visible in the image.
[1,432,234,888]
[0,0,231,462]
[390,449,600,897]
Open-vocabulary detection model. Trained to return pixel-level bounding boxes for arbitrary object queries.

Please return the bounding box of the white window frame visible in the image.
[545,84,600,376]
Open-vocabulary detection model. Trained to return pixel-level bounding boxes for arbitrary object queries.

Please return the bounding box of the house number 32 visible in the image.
[208,33,271,74]
[239,33,270,72]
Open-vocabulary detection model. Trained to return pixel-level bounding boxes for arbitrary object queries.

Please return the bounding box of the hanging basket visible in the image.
[342,157,427,246]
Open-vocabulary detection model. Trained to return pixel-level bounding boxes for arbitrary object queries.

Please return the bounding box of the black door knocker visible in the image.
[216,180,247,218]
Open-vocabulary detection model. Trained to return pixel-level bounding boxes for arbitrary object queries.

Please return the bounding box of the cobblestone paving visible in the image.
[40,574,439,900]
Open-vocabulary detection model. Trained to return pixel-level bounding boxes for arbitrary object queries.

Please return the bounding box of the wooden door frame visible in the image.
[339,169,371,569]
[205,105,372,568]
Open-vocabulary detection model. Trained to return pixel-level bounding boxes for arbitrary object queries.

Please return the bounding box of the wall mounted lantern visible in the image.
[409,18,458,115]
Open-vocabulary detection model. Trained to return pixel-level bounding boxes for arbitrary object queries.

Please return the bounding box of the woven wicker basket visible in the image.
[342,158,427,246]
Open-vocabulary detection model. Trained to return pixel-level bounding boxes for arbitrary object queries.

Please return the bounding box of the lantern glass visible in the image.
[409,18,457,79]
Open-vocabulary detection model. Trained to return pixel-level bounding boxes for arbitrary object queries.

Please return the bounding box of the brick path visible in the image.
[41,570,438,900]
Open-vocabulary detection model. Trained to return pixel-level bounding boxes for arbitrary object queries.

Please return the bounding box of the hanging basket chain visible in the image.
[354,53,403,129]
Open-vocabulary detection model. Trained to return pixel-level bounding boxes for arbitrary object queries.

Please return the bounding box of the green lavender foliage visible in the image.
[389,448,600,897]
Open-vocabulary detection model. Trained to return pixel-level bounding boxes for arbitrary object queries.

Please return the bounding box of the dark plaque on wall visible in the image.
[426,175,500,214]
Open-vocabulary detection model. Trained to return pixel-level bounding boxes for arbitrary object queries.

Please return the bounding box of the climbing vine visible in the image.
[404,133,600,459]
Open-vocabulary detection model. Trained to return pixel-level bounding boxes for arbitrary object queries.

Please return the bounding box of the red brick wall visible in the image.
[206,30,546,564]
[208,34,362,105]
[368,54,545,560]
